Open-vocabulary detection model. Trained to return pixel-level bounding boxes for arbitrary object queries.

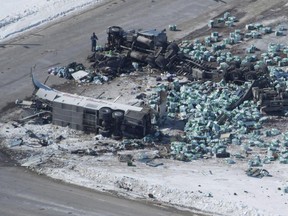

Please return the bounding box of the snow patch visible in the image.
[0,0,103,41]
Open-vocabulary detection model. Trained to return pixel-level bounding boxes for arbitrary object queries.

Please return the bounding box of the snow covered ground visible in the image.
[1,73,288,216]
[0,0,103,42]
[1,109,288,216]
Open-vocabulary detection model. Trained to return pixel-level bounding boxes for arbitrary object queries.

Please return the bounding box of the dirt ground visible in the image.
[2,0,288,215]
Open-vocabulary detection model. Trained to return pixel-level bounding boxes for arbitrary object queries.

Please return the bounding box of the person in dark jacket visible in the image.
[91,32,98,52]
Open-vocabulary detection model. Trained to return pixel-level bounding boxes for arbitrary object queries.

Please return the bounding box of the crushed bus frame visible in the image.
[31,74,152,139]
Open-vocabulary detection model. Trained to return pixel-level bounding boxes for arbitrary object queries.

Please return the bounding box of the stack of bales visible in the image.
[245,23,272,38]
[169,24,177,31]
[223,30,242,45]
[209,11,237,28]
[166,80,265,161]
[263,43,288,67]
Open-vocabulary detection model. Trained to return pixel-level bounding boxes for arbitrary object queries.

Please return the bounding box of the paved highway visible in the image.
[0,152,200,216]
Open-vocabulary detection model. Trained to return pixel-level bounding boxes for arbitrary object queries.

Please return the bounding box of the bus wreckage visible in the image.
[30,74,152,139]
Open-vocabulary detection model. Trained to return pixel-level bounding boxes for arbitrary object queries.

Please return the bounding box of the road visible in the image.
[0,151,200,216]
[0,0,234,112]
[0,0,233,215]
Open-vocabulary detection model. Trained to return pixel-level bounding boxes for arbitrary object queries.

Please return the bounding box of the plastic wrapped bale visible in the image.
[205,36,212,46]
[170,141,187,160]
[246,24,255,30]
[228,16,237,22]
[223,12,231,20]
[268,43,281,52]
[208,56,216,62]
[208,20,215,28]
[282,133,288,147]
[265,128,281,137]
[167,102,179,113]
[225,21,234,27]
[283,48,288,56]
[194,38,201,44]
[246,45,256,53]
[260,27,272,34]
[248,155,262,167]
[279,151,288,164]
[226,158,236,164]
[232,137,241,145]
[234,29,241,34]
[167,90,180,102]
[266,145,280,161]
[216,18,224,23]
[254,23,263,29]
[223,38,232,45]
[168,24,177,31]
[220,62,229,70]
[278,58,288,67]
[213,143,230,158]
[275,31,284,36]
[251,31,261,39]
[211,36,219,43]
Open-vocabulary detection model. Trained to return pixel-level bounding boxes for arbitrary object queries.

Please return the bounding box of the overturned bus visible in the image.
[32,75,152,139]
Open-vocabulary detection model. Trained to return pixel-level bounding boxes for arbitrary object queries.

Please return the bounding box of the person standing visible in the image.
[90,32,98,52]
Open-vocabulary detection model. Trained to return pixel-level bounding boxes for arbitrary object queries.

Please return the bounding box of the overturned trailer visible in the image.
[89,26,269,84]
[89,26,217,80]
[32,75,152,139]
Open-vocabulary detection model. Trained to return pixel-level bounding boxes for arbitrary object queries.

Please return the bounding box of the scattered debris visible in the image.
[118,153,133,162]
[9,138,23,147]
[71,148,98,156]
[245,168,271,178]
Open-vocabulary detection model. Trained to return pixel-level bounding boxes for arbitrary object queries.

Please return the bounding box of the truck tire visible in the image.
[99,107,113,121]
[99,128,111,137]
[244,72,257,81]
[155,55,167,69]
[112,134,122,140]
[146,55,157,68]
[165,42,179,59]
[112,110,124,120]
[107,26,123,35]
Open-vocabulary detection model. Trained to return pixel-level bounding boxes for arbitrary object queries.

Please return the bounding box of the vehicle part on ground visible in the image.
[252,85,288,113]
[227,77,271,111]
[88,26,271,84]
[89,26,219,81]
[31,74,152,139]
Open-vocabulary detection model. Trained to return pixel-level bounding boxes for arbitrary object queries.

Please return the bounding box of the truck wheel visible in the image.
[112,134,122,140]
[155,55,167,69]
[146,55,157,68]
[244,72,256,81]
[99,128,111,137]
[99,107,113,121]
[112,110,124,120]
[167,42,179,52]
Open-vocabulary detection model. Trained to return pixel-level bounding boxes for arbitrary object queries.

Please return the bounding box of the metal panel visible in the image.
[36,88,58,101]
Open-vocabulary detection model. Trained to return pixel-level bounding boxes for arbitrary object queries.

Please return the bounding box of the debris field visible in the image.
[1,1,288,216]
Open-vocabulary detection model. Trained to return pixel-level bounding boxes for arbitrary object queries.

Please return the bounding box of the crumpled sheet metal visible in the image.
[245,168,271,178]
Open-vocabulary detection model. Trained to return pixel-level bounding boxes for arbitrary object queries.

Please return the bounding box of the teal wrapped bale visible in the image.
[208,20,215,28]
[169,24,177,31]
[248,155,262,167]
[246,24,255,30]
[275,31,284,36]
